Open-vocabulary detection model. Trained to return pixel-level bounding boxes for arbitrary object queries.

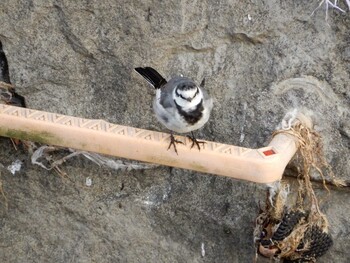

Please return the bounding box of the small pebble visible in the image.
[86,177,92,187]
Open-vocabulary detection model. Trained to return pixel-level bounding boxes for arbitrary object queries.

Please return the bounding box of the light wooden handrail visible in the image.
[0,104,308,183]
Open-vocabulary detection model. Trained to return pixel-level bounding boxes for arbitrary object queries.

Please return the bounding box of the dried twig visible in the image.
[312,0,349,20]
[0,171,8,211]
[31,145,158,173]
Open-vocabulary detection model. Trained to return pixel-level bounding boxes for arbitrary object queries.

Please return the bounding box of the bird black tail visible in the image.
[134,67,167,89]
[7,92,26,108]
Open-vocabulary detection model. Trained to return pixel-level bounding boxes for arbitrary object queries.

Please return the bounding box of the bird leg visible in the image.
[187,131,206,150]
[167,132,184,155]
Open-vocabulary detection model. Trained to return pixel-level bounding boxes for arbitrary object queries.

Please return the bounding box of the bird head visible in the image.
[173,79,202,108]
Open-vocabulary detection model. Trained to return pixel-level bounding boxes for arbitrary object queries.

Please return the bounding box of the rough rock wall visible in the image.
[0,1,349,262]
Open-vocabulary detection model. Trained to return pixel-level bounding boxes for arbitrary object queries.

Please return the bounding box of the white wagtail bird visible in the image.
[134,67,213,154]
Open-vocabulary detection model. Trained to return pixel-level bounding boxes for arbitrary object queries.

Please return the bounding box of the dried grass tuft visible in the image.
[273,122,341,230]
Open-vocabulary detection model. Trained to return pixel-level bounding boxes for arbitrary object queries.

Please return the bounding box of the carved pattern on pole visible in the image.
[0,104,255,157]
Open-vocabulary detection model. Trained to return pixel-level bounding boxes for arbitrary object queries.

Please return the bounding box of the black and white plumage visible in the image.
[134,67,213,153]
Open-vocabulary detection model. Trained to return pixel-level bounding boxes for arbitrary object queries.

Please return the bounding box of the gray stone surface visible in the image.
[0,0,349,262]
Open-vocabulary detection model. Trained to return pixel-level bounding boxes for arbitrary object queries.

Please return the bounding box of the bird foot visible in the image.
[167,133,184,155]
[187,134,206,151]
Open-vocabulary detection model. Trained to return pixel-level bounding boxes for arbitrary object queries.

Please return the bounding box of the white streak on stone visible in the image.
[201,242,205,257]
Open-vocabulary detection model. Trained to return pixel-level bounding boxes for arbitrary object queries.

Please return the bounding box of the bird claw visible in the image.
[167,133,184,155]
[187,134,206,151]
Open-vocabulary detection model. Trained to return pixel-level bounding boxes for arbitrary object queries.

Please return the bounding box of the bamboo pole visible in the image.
[0,104,308,183]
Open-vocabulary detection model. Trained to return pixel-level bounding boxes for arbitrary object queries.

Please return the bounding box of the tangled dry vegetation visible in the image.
[254,118,344,262]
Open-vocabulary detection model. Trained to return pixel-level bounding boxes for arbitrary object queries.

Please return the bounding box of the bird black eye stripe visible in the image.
[193,87,199,97]
[175,87,199,102]
[179,94,192,102]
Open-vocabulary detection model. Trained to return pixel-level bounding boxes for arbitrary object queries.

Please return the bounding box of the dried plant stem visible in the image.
[312,0,349,20]
[0,81,14,90]
[273,122,342,230]
[0,172,8,210]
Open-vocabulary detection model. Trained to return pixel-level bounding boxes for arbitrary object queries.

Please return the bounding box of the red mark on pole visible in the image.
[263,149,276,156]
